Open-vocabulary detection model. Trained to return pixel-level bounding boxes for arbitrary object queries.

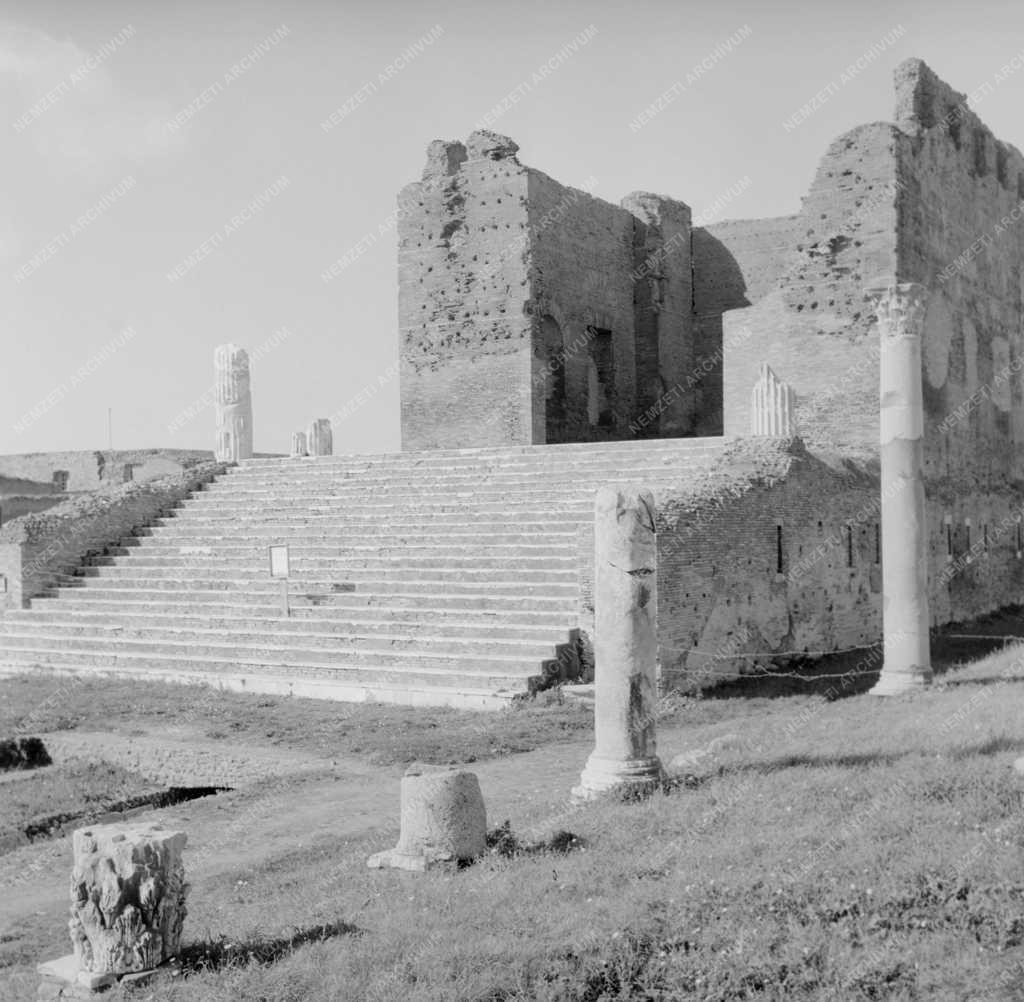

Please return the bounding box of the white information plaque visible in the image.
[269,544,290,579]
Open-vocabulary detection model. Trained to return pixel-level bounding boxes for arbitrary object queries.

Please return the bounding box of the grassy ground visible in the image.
[143,644,1024,999]
[0,760,154,842]
[5,615,1024,999]
[10,639,1010,1001]
[0,674,594,766]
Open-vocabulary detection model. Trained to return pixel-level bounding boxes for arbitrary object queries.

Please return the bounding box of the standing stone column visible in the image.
[214,345,253,463]
[869,281,933,695]
[572,487,663,800]
[750,363,796,436]
[307,418,333,457]
[290,431,307,457]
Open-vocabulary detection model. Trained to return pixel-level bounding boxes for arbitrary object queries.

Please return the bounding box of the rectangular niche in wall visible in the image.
[586,326,615,430]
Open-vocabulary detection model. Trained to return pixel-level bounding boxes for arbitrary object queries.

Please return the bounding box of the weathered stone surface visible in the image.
[465,129,519,161]
[368,765,486,871]
[750,364,796,436]
[573,487,663,800]
[214,345,253,463]
[69,822,188,974]
[869,281,932,695]
[307,419,333,457]
[290,431,307,457]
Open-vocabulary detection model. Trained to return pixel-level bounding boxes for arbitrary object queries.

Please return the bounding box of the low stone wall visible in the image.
[0,449,214,493]
[0,461,227,611]
[575,438,886,691]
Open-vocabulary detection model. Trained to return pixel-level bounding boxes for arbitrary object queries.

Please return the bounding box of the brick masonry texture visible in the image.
[398,130,698,450]
[397,59,1024,690]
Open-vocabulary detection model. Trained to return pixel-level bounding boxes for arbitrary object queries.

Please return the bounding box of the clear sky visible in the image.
[0,0,1022,456]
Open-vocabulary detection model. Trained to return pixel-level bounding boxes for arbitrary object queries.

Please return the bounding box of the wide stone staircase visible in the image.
[0,439,725,708]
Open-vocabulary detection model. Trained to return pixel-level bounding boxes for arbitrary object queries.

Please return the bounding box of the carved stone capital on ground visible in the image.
[68,822,188,975]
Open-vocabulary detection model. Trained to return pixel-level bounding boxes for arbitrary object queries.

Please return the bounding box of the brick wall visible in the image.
[398,135,534,450]
[398,131,698,447]
[892,58,1024,484]
[718,122,899,448]
[0,461,226,611]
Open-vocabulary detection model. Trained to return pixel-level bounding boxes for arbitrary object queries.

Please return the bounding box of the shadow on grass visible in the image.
[697,606,1024,704]
[178,919,362,975]
[701,736,1024,780]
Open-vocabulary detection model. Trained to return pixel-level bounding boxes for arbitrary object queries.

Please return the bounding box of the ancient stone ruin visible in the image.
[213,344,253,463]
[573,488,664,800]
[306,418,333,457]
[368,765,487,870]
[37,822,188,997]
[1,58,1022,707]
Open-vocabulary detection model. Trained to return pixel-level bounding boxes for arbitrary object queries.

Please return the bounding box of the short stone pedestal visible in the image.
[307,418,333,457]
[368,765,486,871]
[572,487,664,801]
[37,822,188,999]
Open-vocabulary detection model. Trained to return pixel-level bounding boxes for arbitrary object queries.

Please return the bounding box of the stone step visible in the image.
[71,565,577,585]
[5,608,575,639]
[200,465,716,491]
[0,659,523,710]
[117,536,578,553]
[53,577,578,601]
[234,437,724,468]
[0,646,538,692]
[91,553,578,572]
[135,521,585,539]
[171,499,598,517]
[41,586,577,613]
[149,504,593,524]
[0,624,560,659]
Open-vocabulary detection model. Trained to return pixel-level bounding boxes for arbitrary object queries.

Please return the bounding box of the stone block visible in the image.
[368,765,486,871]
[69,822,188,975]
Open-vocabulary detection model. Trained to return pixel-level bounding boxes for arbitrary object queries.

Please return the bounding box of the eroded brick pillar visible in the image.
[572,487,664,800]
[307,418,333,457]
[869,281,933,695]
[214,344,253,463]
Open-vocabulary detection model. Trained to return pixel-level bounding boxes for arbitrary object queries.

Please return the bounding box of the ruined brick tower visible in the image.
[398,130,703,449]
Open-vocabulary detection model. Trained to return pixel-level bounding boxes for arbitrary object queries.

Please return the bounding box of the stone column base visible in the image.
[571,753,664,802]
[868,667,932,696]
[38,955,177,1000]
[366,848,460,872]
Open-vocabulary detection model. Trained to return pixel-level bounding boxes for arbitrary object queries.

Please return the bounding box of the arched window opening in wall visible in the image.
[945,515,954,562]
[540,315,567,443]
[586,326,615,429]
[776,525,783,574]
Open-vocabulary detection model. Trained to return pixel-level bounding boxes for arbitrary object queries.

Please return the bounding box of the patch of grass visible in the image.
[0,760,155,843]
[0,674,594,766]
[22,640,1013,1000]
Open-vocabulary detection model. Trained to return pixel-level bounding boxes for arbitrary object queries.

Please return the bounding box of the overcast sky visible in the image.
[0,0,1022,456]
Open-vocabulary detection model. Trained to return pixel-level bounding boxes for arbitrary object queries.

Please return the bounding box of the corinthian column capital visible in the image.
[865,281,929,339]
